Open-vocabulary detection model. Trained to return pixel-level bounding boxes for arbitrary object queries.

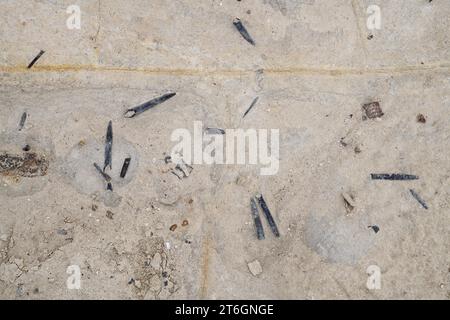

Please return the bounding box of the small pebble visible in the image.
[247,260,263,276]
[362,102,383,119]
[150,253,162,270]
[342,192,356,210]
[106,210,114,219]
[417,114,426,123]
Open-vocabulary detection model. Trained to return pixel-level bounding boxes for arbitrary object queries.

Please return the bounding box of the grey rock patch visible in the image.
[60,138,138,195]
[247,260,263,276]
[153,169,182,206]
[304,212,375,265]
[95,190,123,208]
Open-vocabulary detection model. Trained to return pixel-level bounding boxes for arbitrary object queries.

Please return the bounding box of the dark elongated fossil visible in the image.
[371,173,419,180]
[256,194,280,237]
[409,189,428,209]
[243,97,259,118]
[205,127,225,135]
[250,197,265,240]
[124,93,176,118]
[104,121,113,171]
[93,162,113,191]
[233,18,255,46]
[27,50,45,69]
[18,112,27,131]
[120,157,131,178]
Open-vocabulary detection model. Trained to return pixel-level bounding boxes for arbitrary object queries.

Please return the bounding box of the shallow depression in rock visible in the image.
[304,213,375,265]
[60,138,139,195]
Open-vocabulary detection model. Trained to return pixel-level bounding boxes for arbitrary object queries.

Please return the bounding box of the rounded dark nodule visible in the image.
[417,114,426,123]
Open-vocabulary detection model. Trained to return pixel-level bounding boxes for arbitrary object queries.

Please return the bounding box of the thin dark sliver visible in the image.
[205,127,225,135]
[124,93,176,118]
[171,170,183,180]
[256,194,280,237]
[250,198,265,240]
[94,162,113,191]
[371,173,419,181]
[27,50,45,69]
[18,112,27,131]
[243,97,259,118]
[120,157,131,178]
[93,162,112,182]
[233,18,255,46]
[104,121,113,171]
[409,189,428,209]
[175,164,187,178]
